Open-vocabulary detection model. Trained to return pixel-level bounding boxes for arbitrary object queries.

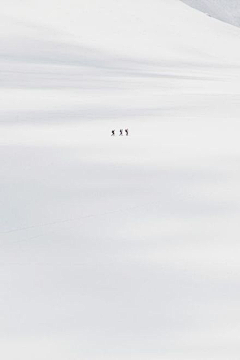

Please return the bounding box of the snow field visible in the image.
[1,0,240,359]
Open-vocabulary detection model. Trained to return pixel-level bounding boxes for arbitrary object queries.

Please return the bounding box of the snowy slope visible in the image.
[1,0,240,65]
[1,0,240,97]
[181,0,240,27]
[1,1,240,360]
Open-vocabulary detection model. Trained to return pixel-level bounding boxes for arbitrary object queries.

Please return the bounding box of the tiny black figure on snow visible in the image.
[119,129,123,136]
[111,130,115,136]
[125,128,129,136]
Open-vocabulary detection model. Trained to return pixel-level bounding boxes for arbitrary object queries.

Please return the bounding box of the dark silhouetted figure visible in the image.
[111,130,115,136]
[125,128,129,136]
[119,129,123,136]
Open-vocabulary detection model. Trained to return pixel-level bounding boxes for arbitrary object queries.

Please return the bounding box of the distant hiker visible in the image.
[111,130,115,136]
[119,129,123,136]
[125,128,129,136]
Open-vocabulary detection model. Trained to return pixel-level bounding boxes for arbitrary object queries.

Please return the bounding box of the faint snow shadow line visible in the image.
[0,105,189,124]
[0,164,237,237]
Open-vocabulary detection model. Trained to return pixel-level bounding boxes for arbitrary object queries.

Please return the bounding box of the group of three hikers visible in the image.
[111,129,129,136]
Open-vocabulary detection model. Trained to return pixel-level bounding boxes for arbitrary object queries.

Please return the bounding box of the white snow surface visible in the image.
[1,1,240,359]
[181,0,240,27]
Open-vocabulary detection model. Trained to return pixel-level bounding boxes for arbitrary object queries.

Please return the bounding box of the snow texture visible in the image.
[181,0,240,27]
[1,0,240,359]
